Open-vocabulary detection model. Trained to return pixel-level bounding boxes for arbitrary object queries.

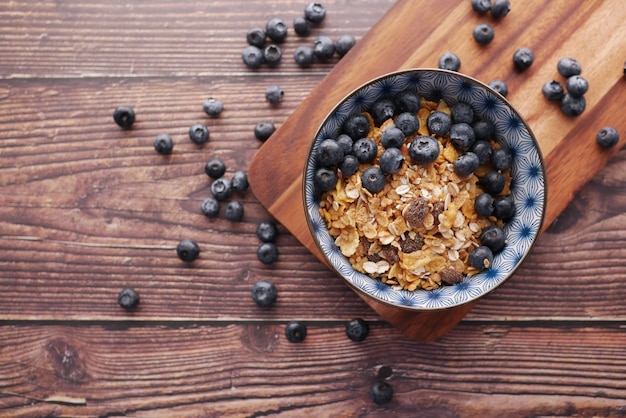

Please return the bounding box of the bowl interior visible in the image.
[303,69,546,310]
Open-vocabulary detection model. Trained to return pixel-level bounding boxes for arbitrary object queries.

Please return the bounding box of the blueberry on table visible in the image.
[488,79,508,97]
[596,126,620,148]
[263,44,282,67]
[224,200,244,222]
[491,147,513,171]
[369,381,393,405]
[361,166,386,194]
[211,177,233,201]
[471,140,493,165]
[493,195,515,220]
[246,26,266,48]
[474,192,494,217]
[117,287,140,309]
[313,167,338,192]
[242,45,264,69]
[438,51,461,71]
[409,135,440,165]
[254,121,276,142]
[542,80,565,101]
[450,122,476,151]
[513,47,534,71]
[176,239,200,262]
[379,147,404,175]
[395,112,420,136]
[490,0,511,18]
[343,114,371,140]
[469,245,494,270]
[188,123,209,145]
[557,57,582,78]
[473,23,494,45]
[335,34,356,57]
[231,170,249,193]
[284,321,307,343]
[203,97,224,117]
[256,221,279,243]
[339,155,359,177]
[251,280,277,307]
[313,36,335,61]
[317,138,344,167]
[352,137,378,163]
[200,197,220,218]
[380,127,405,149]
[480,171,505,195]
[471,0,492,15]
[560,93,586,117]
[205,158,226,179]
[294,45,314,68]
[427,111,452,136]
[565,75,588,98]
[346,318,369,342]
[265,85,284,104]
[153,133,174,155]
[257,242,279,264]
[453,152,480,177]
[304,2,326,23]
[293,16,310,36]
[480,225,507,253]
[266,17,287,43]
[113,105,135,129]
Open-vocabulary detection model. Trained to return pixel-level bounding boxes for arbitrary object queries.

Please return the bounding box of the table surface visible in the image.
[1,1,626,416]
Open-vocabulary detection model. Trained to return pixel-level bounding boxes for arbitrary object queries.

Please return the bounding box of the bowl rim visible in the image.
[302,68,547,311]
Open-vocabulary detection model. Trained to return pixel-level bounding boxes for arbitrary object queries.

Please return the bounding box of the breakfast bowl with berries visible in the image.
[303,69,546,310]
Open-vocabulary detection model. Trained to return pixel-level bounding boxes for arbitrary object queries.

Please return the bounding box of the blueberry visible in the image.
[491,147,513,171]
[118,287,140,310]
[343,114,371,140]
[345,318,369,342]
[472,120,495,141]
[395,91,421,113]
[294,45,314,68]
[379,147,404,175]
[542,80,565,101]
[251,280,277,307]
[454,152,480,177]
[200,197,220,218]
[565,75,588,98]
[361,166,386,194]
[335,34,356,57]
[266,17,287,43]
[557,57,582,78]
[314,167,338,192]
[256,221,278,243]
[409,135,440,165]
[473,23,494,45]
[352,137,378,163]
[246,26,266,48]
[438,51,461,71]
[469,245,493,270]
[395,112,420,137]
[596,126,620,148]
[480,225,506,253]
[513,47,534,71]
[265,85,284,104]
[225,200,244,222]
[257,242,279,264]
[490,0,510,18]
[474,192,494,217]
[317,139,344,167]
[472,140,493,165]
[380,127,405,149]
[176,239,200,262]
[471,0,492,15]
[560,93,586,117]
[451,102,474,124]
[285,321,307,343]
[336,134,354,155]
[426,111,452,136]
[371,98,396,126]
[254,121,276,142]
[205,158,226,179]
[203,97,224,117]
[313,36,335,61]
[489,79,508,97]
[339,155,360,177]
[493,195,515,220]
[242,45,264,69]
[188,123,209,145]
[211,177,233,201]
[263,44,282,67]
[369,381,393,405]
[153,133,174,155]
[293,16,310,36]
[450,123,476,151]
[113,105,135,129]
[232,170,249,193]
[480,171,505,195]
[305,2,326,23]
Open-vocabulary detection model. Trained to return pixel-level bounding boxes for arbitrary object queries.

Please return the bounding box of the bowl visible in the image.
[303,69,546,310]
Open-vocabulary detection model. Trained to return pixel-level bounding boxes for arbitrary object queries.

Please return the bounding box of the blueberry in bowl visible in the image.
[303,69,546,311]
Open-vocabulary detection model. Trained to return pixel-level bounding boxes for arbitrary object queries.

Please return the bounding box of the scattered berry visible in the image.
[203,97,224,117]
[188,123,209,145]
[380,127,405,149]
[565,75,588,97]
[176,239,200,262]
[113,105,136,129]
[369,381,393,405]
[118,287,140,309]
[471,0,492,15]
[293,16,310,36]
[335,34,356,57]
[379,147,404,175]
[469,245,494,270]
[313,36,335,61]
[542,80,565,101]
[254,121,276,141]
[305,2,326,23]
[265,85,284,104]
[438,51,461,71]
[409,135,440,164]
[394,112,420,136]
[257,242,279,264]
[256,221,279,243]
[345,318,369,342]
[352,137,378,163]
[450,122,476,151]
[294,45,314,67]
[205,158,226,179]
[474,192,494,217]
[343,114,371,140]
[493,195,516,220]
[224,200,244,222]
[480,225,507,253]
[427,110,452,136]
[263,44,283,67]
[246,26,266,48]
[285,321,307,343]
[473,23,494,45]
[513,47,534,71]
[200,197,220,218]
[596,126,620,148]
[560,93,586,117]
[153,133,174,155]
[231,170,249,193]
[491,147,513,171]
[361,166,386,193]
[317,138,344,167]
[489,79,509,97]
[453,152,480,177]
[314,167,338,192]
[557,57,582,78]
[211,177,233,201]
[266,17,288,43]
[490,0,511,18]
[242,45,264,69]
[251,280,277,307]
[480,171,505,195]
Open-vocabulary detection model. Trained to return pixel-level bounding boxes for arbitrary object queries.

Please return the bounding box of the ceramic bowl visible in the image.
[303,69,546,310]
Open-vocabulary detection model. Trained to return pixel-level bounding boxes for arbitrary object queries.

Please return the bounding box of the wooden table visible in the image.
[1,1,626,416]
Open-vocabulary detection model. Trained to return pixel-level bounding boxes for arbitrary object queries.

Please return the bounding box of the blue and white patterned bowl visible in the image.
[303,69,546,310]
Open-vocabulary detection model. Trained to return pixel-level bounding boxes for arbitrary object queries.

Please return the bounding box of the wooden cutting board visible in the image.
[248,0,626,341]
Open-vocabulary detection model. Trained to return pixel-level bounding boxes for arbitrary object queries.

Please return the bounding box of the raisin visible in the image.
[402,197,429,228]
[399,234,424,253]
[432,201,445,226]
[440,268,464,285]
[380,245,400,264]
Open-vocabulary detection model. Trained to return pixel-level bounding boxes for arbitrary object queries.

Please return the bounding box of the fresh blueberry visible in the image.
[313,36,335,61]
[371,98,396,126]
[263,44,282,67]
[380,127,406,149]
[266,17,287,43]
[557,57,582,78]
[480,171,505,195]
[265,85,284,104]
[205,158,226,179]
[352,137,378,163]
[542,80,565,101]
[596,126,620,148]
[471,0,492,15]
[513,47,534,71]
[225,200,244,222]
[491,147,513,171]
[293,16,310,36]
[242,45,264,69]
[451,102,474,124]
[369,381,393,405]
[317,139,344,167]
[450,123,476,151]
[251,280,277,307]
[565,75,588,98]
[232,170,249,193]
[339,155,360,177]
[361,166,386,194]
[336,134,354,155]
[469,245,493,270]
[438,51,461,71]
[294,45,314,68]
[480,225,506,253]
[188,123,209,145]
[473,23,494,45]
[489,79,508,97]
[343,114,371,140]
[211,177,233,201]
[113,105,135,129]
[314,167,338,192]
[203,97,224,117]
[345,318,369,342]
[453,152,480,177]
[256,221,279,243]
[257,242,279,264]
[472,120,495,141]
[153,133,174,155]
[335,34,356,57]
[118,287,140,309]
[285,321,307,343]
[560,94,586,117]
[304,2,326,23]
[474,192,494,217]
[246,26,266,48]
[200,197,220,218]
[426,111,452,136]
[176,239,200,262]
[490,0,510,18]
[409,135,440,165]
[472,140,493,165]
[379,147,404,175]
[493,195,515,220]
[395,91,421,113]
[395,112,420,137]
[254,121,276,142]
